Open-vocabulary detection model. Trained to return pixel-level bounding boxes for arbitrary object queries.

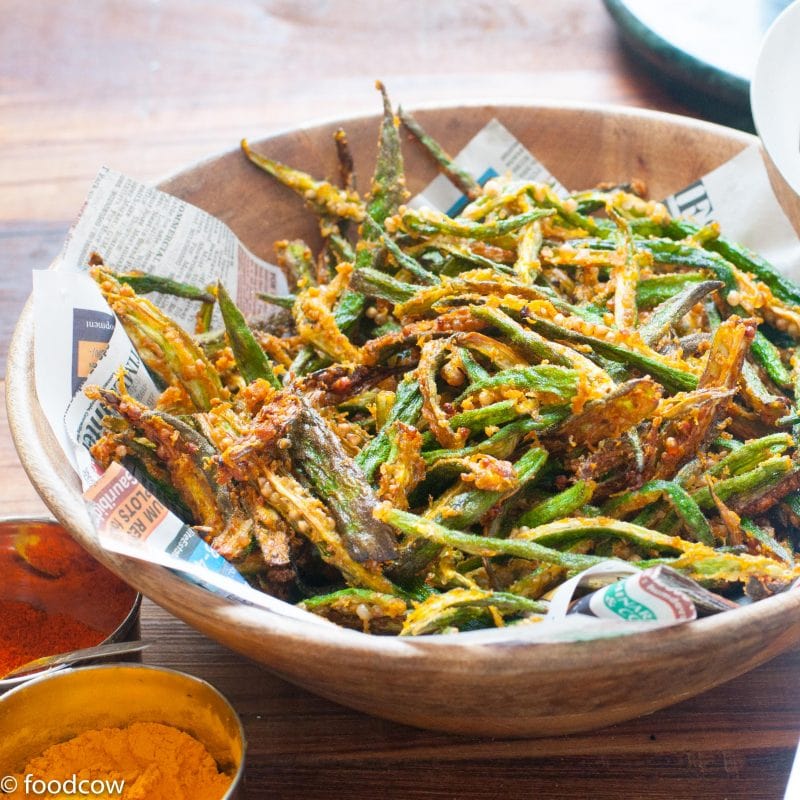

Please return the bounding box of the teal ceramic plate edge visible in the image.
[603,0,750,110]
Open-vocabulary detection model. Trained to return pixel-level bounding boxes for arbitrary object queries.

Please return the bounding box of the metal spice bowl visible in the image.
[0,517,141,693]
[0,664,246,799]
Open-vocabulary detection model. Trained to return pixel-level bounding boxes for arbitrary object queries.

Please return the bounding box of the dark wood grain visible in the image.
[2,1,799,797]
[139,599,800,799]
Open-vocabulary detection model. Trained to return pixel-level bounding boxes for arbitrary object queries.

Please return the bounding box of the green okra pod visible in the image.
[399,107,482,200]
[114,272,215,304]
[217,282,281,388]
[376,506,609,572]
[601,480,714,546]
[257,292,296,310]
[456,365,579,404]
[401,207,555,243]
[635,272,707,309]
[638,281,723,346]
[517,480,596,529]
[356,378,424,482]
[350,267,417,304]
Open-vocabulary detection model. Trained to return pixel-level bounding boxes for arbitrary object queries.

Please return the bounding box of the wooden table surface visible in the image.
[2,2,798,797]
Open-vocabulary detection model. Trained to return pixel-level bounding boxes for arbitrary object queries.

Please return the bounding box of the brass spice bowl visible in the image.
[0,663,245,798]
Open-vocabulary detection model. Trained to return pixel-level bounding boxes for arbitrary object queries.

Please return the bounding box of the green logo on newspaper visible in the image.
[603,582,657,621]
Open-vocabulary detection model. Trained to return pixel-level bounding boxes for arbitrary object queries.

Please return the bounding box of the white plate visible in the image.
[751,0,800,196]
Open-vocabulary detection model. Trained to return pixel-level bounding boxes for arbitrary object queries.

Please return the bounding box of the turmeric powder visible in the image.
[8,722,232,800]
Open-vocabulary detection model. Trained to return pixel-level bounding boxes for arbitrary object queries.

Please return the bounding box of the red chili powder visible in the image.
[0,525,137,678]
[0,599,102,677]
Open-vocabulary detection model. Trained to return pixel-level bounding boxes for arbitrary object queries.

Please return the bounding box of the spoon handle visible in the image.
[3,640,150,679]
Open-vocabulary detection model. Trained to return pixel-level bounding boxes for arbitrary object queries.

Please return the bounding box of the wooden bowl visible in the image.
[8,103,800,737]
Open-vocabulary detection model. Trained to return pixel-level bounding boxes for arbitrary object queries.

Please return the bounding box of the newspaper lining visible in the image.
[31,119,800,640]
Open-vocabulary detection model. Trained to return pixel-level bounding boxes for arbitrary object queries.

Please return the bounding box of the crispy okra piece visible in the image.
[377,422,426,510]
[356,378,424,482]
[674,434,792,496]
[274,239,317,288]
[751,334,792,390]
[392,447,549,583]
[447,399,520,432]
[647,217,800,306]
[374,389,396,431]
[400,588,547,636]
[398,107,482,200]
[217,282,281,388]
[637,280,724,346]
[517,480,596,529]
[90,265,226,411]
[422,417,556,465]
[290,400,398,562]
[241,138,364,221]
[300,83,408,368]
[112,271,215,304]
[513,515,688,554]
[520,310,699,393]
[426,447,547,529]
[334,127,357,191]
[471,305,571,366]
[514,220,543,284]
[455,365,579,405]
[685,457,796,517]
[602,480,714,546]
[300,588,408,634]
[349,266,417,304]
[471,305,616,394]
[376,505,608,572]
[636,272,707,309]
[607,207,644,330]
[259,465,395,592]
[705,433,794,479]
[552,378,662,449]
[397,207,555,244]
[648,316,754,481]
[293,265,361,364]
[87,384,231,534]
[257,292,296,310]
[394,268,553,320]
[509,516,800,586]
[361,213,439,284]
[458,346,491,384]
[417,338,469,449]
[739,360,791,423]
[526,183,612,237]
[740,518,794,566]
[195,299,215,334]
[368,81,409,227]
[328,231,357,263]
